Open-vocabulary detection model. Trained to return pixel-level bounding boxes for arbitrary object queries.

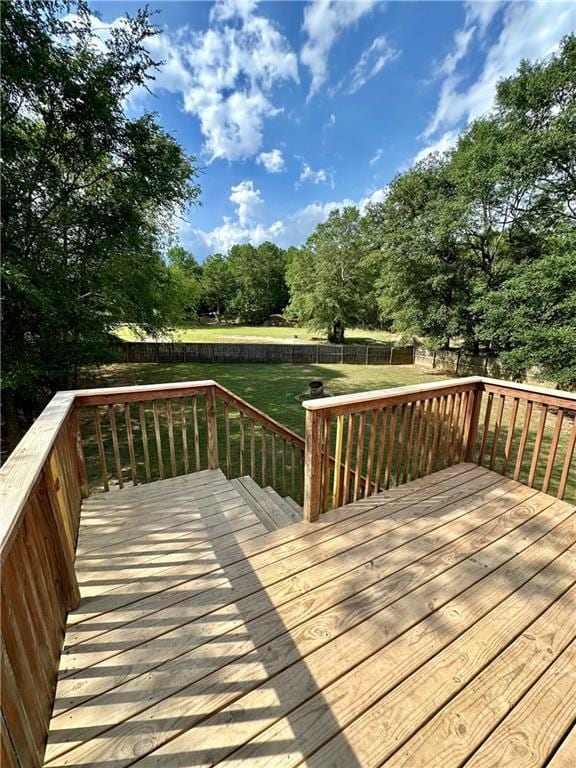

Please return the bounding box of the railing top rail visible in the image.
[0,390,75,554]
[302,376,484,414]
[73,379,218,405]
[481,377,576,408]
[215,384,305,448]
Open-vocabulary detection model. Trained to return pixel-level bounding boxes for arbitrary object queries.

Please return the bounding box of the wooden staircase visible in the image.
[230,476,303,529]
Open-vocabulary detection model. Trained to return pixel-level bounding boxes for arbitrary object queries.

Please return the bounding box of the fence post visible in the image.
[303,408,323,522]
[205,386,220,470]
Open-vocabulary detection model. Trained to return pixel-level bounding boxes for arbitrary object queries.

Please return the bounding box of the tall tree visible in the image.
[227,241,288,324]
[166,247,202,324]
[286,207,376,343]
[200,253,236,321]
[1,0,200,448]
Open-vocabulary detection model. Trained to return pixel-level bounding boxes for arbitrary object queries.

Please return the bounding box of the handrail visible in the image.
[302,376,575,521]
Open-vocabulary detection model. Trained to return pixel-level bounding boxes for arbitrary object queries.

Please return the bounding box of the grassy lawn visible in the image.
[84,362,441,436]
[115,324,401,346]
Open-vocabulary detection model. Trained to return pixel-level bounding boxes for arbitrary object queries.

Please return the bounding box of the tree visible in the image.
[286,207,377,343]
[1,0,200,449]
[366,158,473,348]
[479,229,576,388]
[227,241,288,324]
[166,246,202,323]
[200,253,236,321]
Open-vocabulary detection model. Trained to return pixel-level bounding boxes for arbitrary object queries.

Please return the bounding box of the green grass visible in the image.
[115,324,401,346]
[83,362,441,436]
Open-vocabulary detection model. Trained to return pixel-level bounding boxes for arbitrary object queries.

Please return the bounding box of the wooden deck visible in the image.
[44,462,576,767]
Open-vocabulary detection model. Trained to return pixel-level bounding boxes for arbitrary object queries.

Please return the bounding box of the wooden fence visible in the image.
[414,348,502,376]
[115,341,416,366]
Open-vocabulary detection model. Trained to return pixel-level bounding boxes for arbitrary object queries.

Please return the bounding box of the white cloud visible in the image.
[348,35,399,94]
[301,0,376,99]
[229,180,263,226]
[299,162,334,188]
[126,0,299,161]
[369,147,383,165]
[425,0,576,140]
[185,181,388,255]
[256,148,286,173]
[324,113,336,129]
[413,129,460,164]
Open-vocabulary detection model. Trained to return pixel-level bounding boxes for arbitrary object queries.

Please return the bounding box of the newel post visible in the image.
[303,407,323,522]
[464,384,483,462]
[206,386,220,470]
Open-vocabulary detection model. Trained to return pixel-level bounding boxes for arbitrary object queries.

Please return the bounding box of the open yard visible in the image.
[115,324,403,346]
[84,362,439,436]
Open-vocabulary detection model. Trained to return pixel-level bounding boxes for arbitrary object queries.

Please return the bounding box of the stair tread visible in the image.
[281,494,303,521]
[230,477,294,530]
[264,487,302,523]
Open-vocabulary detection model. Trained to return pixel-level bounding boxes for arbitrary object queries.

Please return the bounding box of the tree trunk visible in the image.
[329,320,345,344]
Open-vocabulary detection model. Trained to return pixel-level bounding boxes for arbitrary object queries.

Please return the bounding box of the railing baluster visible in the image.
[426,398,440,474]
[343,414,355,503]
[138,402,151,482]
[93,407,109,491]
[281,439,287,497]
[489,394,506,471]
[333,414,344,508]
[179,399,189,475]
[543,409,564,493]
[152,400,164,479]
[374,408,388,493]
[261,427,267,486]
[322,417,332,512]
[107,404,123,489]
[403,401,418,482]
[165,399,177,476]
[513,401,533,481]
[290,443,296,498]
[250,420,256,478]
[191,395,201,471]
[384,405,398,489]
[478,393,494,466]
[239,412,245,476]
[223,403,231,479]
[365,409,378,497]
[501,397,519,474]
[395,404,409,485]
[418,400,432,476]
[528,404,548,487]
[272,433,277,489]
[353,413,366,501]
[558,418,576,500]
[124,403,138,486]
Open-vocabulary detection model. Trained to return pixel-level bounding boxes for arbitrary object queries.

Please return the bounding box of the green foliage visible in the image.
[286,207,379,343]
[479,229,576,388]
[1,0,200,445]
[366,34,576,380]
[227,241,288,324]
[166,247,202,323]
[199,253,236,320]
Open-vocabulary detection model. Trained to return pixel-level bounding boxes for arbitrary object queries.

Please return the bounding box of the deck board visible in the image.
[44,464,576,768]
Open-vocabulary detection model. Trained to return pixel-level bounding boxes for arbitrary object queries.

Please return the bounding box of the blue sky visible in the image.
[89,0,576,260]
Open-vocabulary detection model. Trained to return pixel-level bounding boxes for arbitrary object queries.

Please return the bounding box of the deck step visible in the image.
[264,487,302,524]
[230,477,295,530]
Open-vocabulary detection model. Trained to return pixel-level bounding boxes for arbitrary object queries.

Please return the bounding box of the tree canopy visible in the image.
[1,0,200,446]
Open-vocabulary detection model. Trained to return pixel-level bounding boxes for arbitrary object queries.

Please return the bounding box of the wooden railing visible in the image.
[0,393,85,768]
[74,380,306,504]
[302,377,576,521]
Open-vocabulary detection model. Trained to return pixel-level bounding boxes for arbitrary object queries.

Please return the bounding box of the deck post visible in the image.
[463,386,483,462]
[205,386,220,470]
[303,408,324,522]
